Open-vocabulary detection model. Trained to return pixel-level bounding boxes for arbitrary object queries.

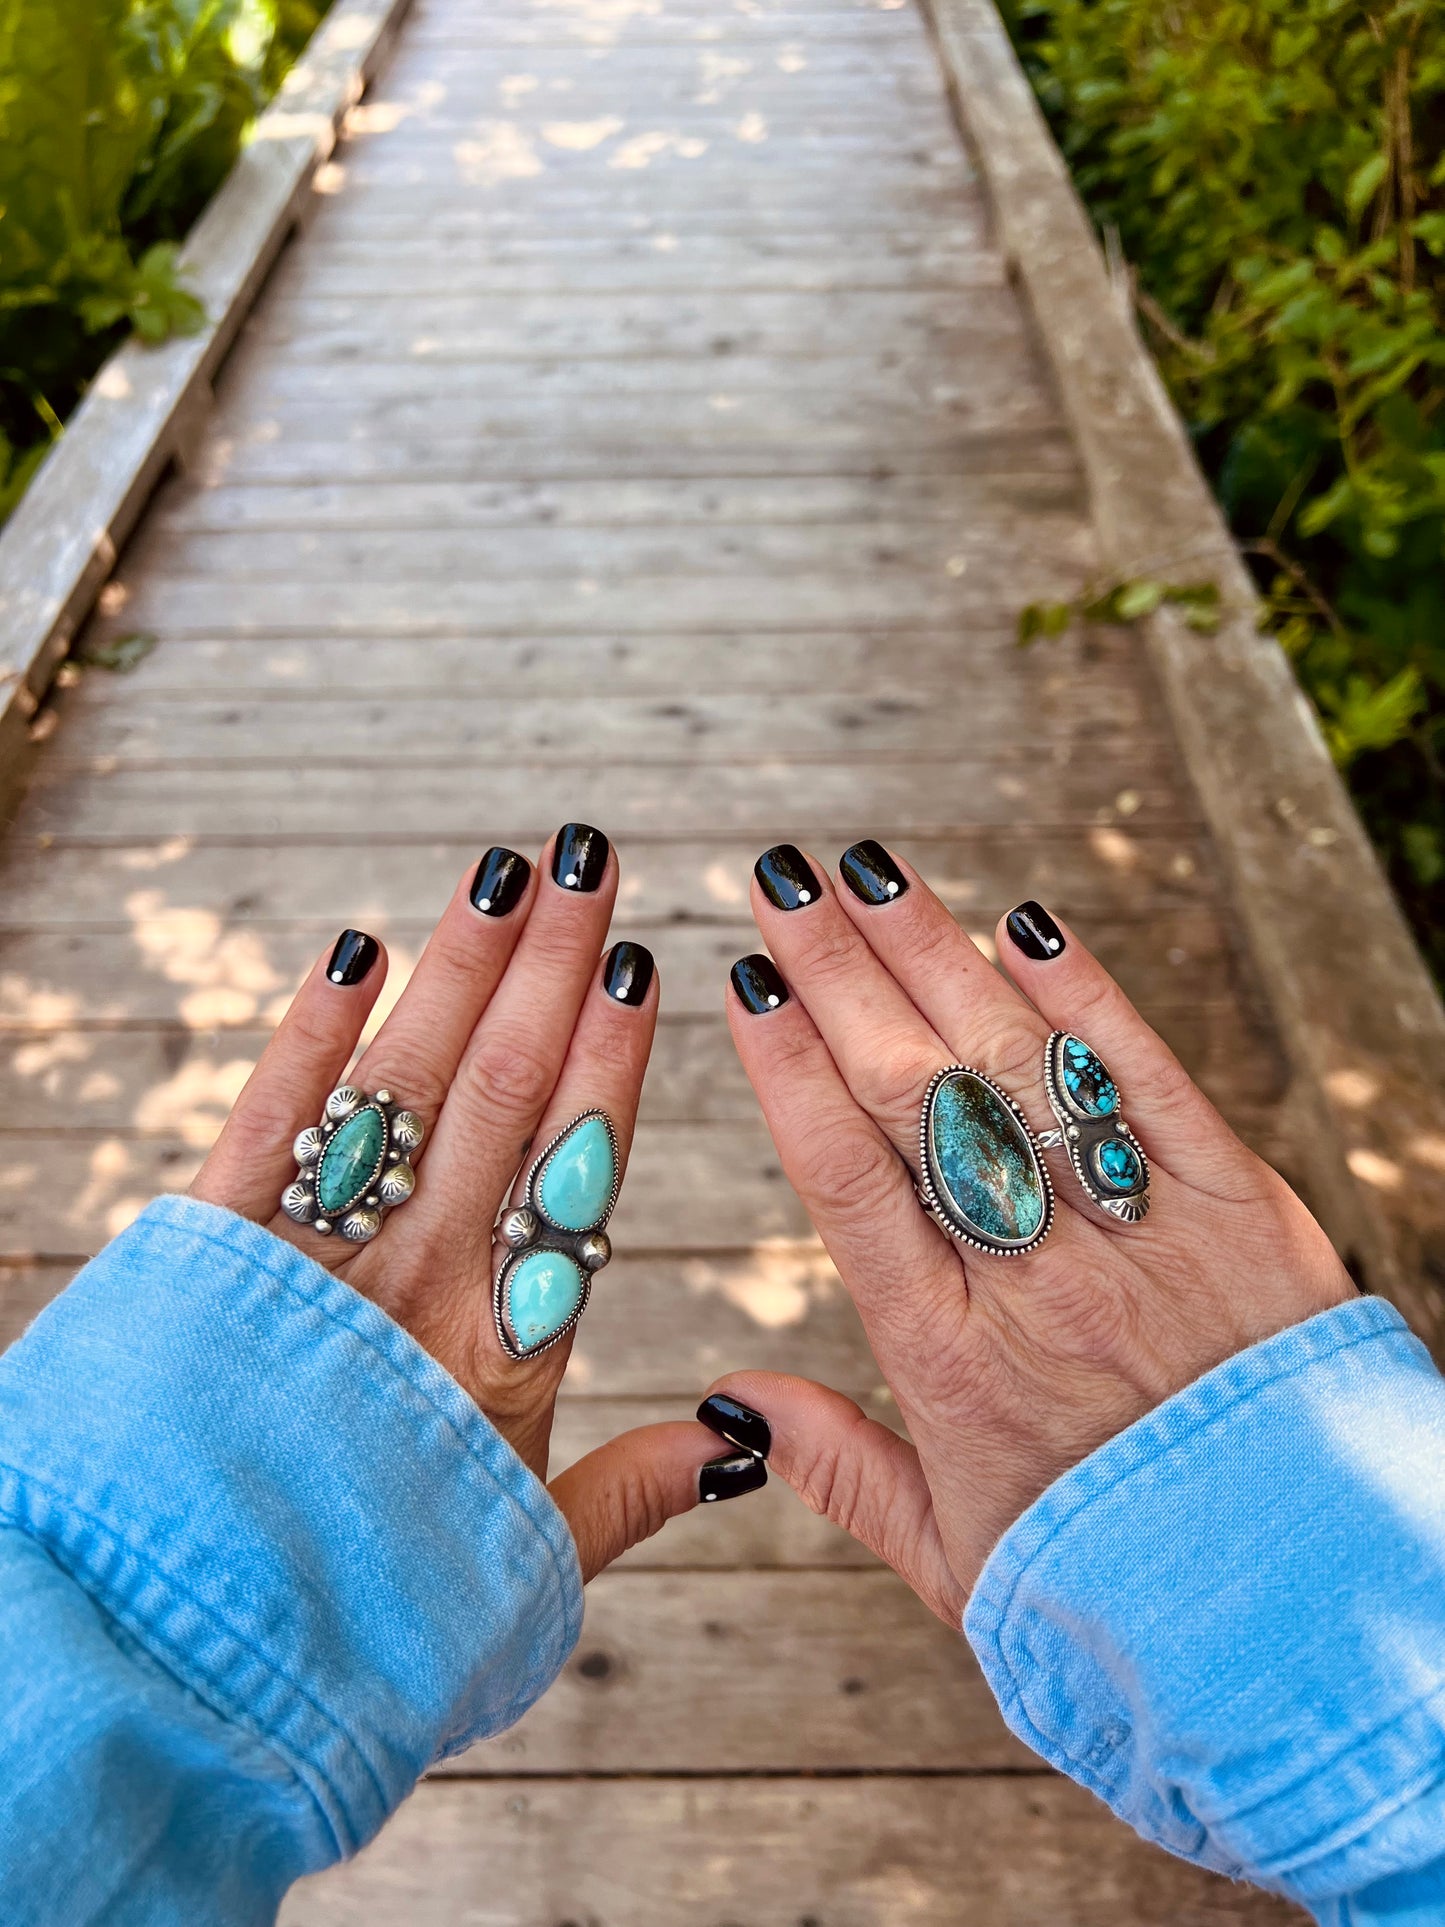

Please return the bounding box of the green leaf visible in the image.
[1345,153,1388,221]
[77,630,158,673]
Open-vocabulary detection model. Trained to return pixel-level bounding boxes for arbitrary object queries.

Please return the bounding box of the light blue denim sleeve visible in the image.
[0,1194,584,1927]
[964,1296,1445,1925]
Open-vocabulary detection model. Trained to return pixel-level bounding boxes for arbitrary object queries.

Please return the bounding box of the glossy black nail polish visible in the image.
[730,953,789,1015]
[326,929,379,986]
[840,839,909,907]
[1005,900,1067,962]
[697,1393,771,1459]
[699,1450,768,1504]
[603,940,655,1007]
[755,843,820,912]
[470,847,530,918]
[553,822,609,894]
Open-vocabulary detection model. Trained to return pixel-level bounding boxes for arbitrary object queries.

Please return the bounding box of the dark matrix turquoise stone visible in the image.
[928,1071,1045,1244]
[1060,1035,1119,1117]
[1094,1136,1143,1192]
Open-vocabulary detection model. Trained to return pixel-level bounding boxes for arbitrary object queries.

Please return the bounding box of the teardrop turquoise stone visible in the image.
[1060,1035,1118,1116]
[928,1071,1044,1244]
[1094,1136,1143,1191]
[505,1249,587,1354]
[317,1105,386,1215]
[537,1115,615,1232]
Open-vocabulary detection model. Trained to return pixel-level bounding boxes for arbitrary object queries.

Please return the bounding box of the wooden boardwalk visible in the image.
[0,0,1307,1918]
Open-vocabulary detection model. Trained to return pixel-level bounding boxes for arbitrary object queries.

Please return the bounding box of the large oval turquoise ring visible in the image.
[492,1109,620,1360]
[282,1085,424,1242]
[918,1065,1054,1257]
[1039,1030,1151,1224]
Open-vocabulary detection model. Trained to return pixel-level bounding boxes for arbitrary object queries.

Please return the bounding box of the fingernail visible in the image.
[755,843,820,912]
[1005,900,1067,962]
[603,940,655,1007]
[327,929,379,986]
[470,846,530,918]
[553,822,610,894]
[840,839,909,906]
[730,953,789,1014]
[699,1450,768,1503]
[697,1393,771,1459]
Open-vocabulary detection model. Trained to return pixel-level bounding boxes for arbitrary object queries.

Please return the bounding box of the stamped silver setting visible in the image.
[281,1085,424,1242]
[491,1109,620,1361]
[1041,1031,1152,1224]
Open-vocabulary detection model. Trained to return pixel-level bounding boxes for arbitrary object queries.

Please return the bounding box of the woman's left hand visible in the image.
[189,825,744,1577]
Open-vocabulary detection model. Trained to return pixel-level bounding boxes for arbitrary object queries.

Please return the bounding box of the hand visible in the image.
[190,827,739,1578]
[709,846,1355,1621]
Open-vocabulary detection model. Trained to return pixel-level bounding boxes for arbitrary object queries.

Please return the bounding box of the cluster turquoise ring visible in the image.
[283,1085,424,1241]
[493,1110,619,1360]
[1039,1031,1151,1223]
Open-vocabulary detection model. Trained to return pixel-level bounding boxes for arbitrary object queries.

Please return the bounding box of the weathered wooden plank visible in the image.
[278,1778,1309,1925]
[376,36,941,81]
[0,1001,1282,1134]
[0,908,1246,1028]
[451,1570,1028,1773]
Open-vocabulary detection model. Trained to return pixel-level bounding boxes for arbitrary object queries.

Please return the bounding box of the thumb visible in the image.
[702,1373,967,1626]
[548,1420,764,1582]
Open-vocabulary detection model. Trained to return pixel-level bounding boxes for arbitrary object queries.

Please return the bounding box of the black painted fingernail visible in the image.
[470,846,530,917]
[327,929,379,986]
[1005,900,1067,961]
[697,1393,771,1459]
[755,843,820,912]
[553,822,610,893]
[840,839,909,907]
[699,1450,768,1503]
[730,953,789,1014]
[603,940,654,1007]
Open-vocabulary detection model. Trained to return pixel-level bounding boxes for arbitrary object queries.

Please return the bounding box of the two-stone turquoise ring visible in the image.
[918,1032,1151,1255]
[282,1085,425,1241]
[492,1109,620,1360]
[1039,1030,1152,1223]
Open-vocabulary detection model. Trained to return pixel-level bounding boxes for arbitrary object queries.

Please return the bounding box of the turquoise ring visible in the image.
[492,1110,620,1360]
[282,1085,424,1242]
[1039,1031,1151,1224]
[918,1065,1054,1257]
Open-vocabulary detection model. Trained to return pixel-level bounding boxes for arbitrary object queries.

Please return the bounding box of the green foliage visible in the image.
[1019,578,1222,644]
[1001,0,1445,978]
[0,0,325,508]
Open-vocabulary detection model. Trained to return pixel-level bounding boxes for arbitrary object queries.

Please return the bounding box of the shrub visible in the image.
[1001,0,1445,977]
[0,0,326,519]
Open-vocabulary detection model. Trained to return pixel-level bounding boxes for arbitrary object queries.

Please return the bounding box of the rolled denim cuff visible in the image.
[964,1297,1445,1908]
[0,1195,583,1858]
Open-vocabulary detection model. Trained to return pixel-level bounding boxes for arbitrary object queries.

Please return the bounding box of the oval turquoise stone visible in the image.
[1094,1136,1143,1192]
[1059,1035,1118,1117]
[316,1104,386,1215]
[537,1114,616,1232]
[927,1071,1044,1244]
[505,1249,587,1354]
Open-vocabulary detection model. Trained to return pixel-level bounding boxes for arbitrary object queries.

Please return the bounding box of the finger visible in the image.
[431,941,659,1440]
[412,826,619,1238]
[346,845,538,1134]
[994,900,1247,1184]
[832,842,1058,1141]
[192,930,387,1220]
[549,1420,753,1583]
[749,845,962,1161]
[700,1373,966,1625]
[726,952,965,1355]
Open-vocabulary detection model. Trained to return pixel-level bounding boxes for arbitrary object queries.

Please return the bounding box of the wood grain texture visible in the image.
[0,0,1322,1913]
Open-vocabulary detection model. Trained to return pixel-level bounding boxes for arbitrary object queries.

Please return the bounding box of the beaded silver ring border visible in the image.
[492,1108,621,1362]
[281,1085,424,1242]
[1038,1030,1152,1224]
[917,1063,1055,1258]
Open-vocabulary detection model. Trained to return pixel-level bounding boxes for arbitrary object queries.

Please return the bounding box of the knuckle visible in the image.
[793,1124,904,1224]
[456,1030,555,1123]
[786,1411,870,1532]
[852,1044,941,1127]
[979,1016,1047,1088]
[785,915,866,992]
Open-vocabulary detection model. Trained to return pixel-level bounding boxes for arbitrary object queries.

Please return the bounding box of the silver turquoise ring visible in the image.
[1038,1031,1151,1223]
[918,1065,1054,1257]
[493,1109,620,1360]
[282,1085,425,1241]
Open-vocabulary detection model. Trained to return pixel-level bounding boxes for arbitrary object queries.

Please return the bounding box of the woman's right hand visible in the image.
[706,844,1356,1621]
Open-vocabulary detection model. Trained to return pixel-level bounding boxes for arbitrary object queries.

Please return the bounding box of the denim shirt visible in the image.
[2,1197,1443,1923]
